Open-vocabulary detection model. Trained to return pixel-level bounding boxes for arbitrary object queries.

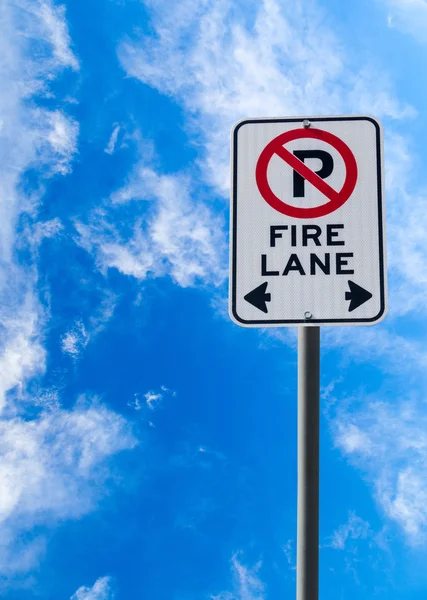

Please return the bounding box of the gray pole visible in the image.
[297,326,320,600]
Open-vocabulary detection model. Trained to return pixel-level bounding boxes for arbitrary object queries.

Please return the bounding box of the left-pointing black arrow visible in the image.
[244,282,271,313]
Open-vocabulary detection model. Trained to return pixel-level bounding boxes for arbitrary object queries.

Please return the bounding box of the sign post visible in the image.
[297,326,320,600]
[229,116,387,599]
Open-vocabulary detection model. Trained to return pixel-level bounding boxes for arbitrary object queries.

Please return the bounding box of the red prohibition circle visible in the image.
[255,128,358,218]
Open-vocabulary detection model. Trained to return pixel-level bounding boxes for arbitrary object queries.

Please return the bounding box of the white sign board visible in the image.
[229,116,387,327]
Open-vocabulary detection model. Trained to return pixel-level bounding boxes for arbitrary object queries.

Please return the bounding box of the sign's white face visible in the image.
[229,116,387,327]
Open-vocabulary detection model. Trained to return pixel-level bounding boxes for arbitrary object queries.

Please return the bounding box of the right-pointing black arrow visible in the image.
[244,282,271,314]
[345,280,373,312]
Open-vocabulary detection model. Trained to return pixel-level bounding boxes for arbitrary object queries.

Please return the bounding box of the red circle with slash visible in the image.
[255,128,358,218]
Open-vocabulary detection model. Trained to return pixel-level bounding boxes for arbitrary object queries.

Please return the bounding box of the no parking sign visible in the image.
[229,116,387,327]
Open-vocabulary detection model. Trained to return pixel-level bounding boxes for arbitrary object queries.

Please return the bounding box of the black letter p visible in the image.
[293,150,334,197]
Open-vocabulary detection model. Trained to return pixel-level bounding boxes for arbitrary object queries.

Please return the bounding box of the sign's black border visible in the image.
[230,116,387,326]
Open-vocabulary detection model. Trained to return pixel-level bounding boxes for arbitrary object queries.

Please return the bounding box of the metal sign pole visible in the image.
[297,326,320,600]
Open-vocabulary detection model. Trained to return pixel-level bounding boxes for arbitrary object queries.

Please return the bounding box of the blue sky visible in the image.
[3,0,427,598]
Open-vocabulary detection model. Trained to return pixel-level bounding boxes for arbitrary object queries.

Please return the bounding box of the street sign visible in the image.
[229,116,387,327]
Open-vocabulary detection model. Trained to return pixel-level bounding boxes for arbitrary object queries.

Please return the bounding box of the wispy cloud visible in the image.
[332,393,427,544]
[31,217,64,244]
[328,512,370,550]
[0,294,46,412]
[282,540,295,569]
[128,386,175,414]
[0,399,136,575]
[71,576,115,600]
[0,1,141,582]
[324,511,393,586]
[211,554,264,600]
[61,292,117,360]
[37,108,79,175]
[61,320,89,359]
[322,325,427,374]
[30,0,80,71]
[0,0,79,408]
[75,164,227,288]
[119,0,413,194]
[144,390,162,410]
[104,125,121,155]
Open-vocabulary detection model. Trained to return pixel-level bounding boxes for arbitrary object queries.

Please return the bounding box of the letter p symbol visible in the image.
[293,150,334,197]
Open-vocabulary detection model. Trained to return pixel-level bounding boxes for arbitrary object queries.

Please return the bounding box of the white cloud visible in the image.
[37,109,79,175]
[269,315,427,378]
[128,386,175,412]
[0,401,135,522]
[31,217,64,244]
[144,390,162,410]
[119,0,413,194]
[0,0,79,410]
[0,2,139,582]
[104,125,121,155]
[211,554,264,600]
[333,395,427,544]
[328,512,370,550]
[37,1,80,71]
[282,540,295,569]
[61,320,89,359]
[61,292,117,360]
[71,576,114,600]
[323,511,391,585]
[0,400,136,574]
[323,325,427,373]
[0,293,46,413]
[75,165,227,288]
[128,394,143,411]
